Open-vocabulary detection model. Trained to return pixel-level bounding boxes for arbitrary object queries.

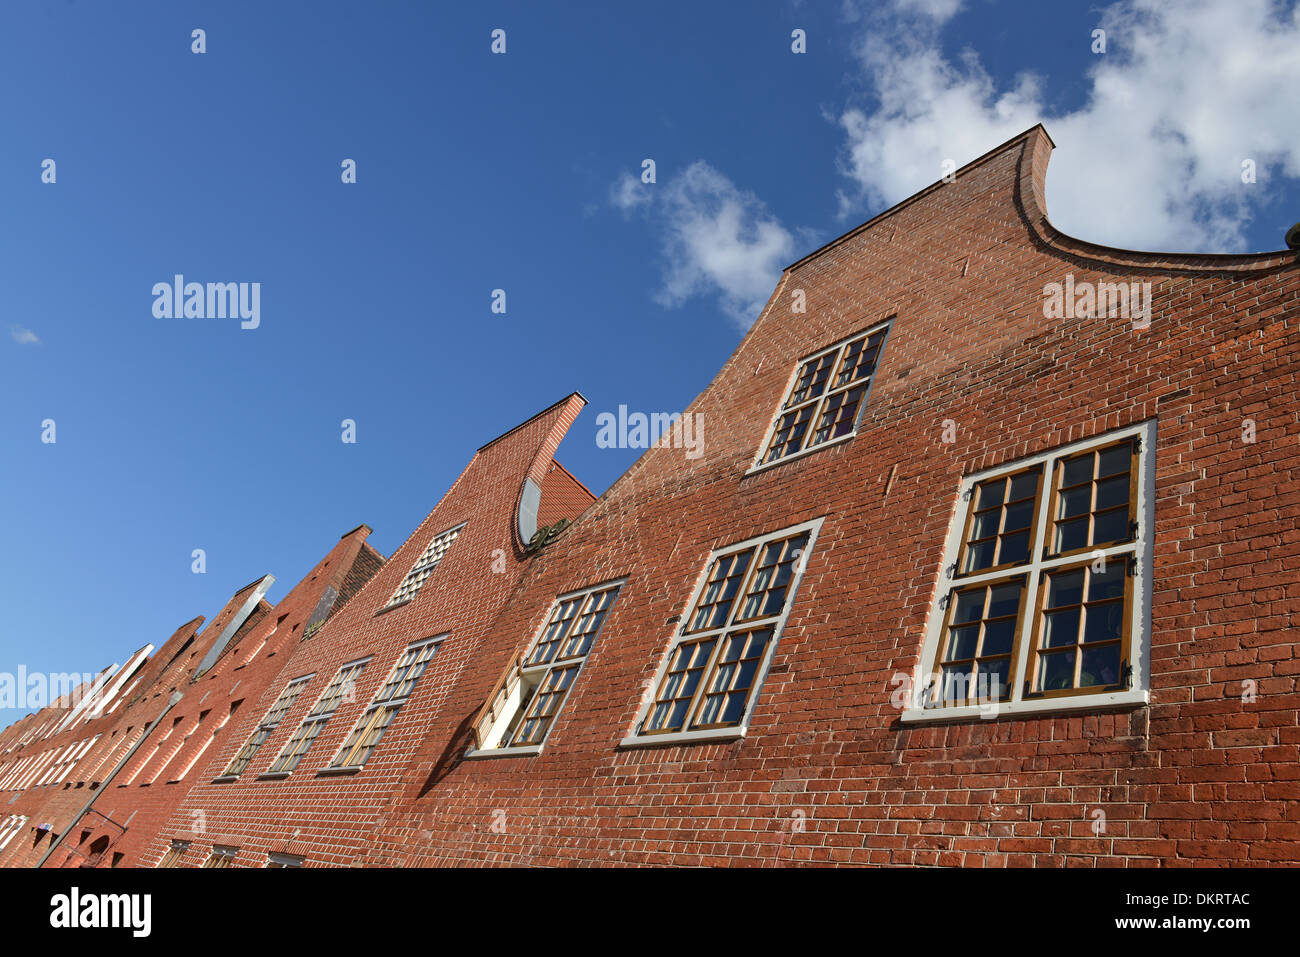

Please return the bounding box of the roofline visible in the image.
[786,124,1054,272]
[787,122,1296,276]
[339,523,373,541]
[231,574,275,598]
[476,392,589,453]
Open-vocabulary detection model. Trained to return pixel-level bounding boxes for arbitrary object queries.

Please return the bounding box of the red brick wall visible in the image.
[5,127,1296,869]
[355,127,1299,867]
[139,395,590,868]
[63,525,385,868]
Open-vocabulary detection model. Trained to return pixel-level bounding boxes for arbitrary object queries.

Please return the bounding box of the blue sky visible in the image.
[3,0,1297,726]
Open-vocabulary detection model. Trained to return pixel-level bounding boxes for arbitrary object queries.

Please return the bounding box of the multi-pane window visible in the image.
[223,676,312,777]
[916,425,1151,714]
[0,815,28,852]
[474,583,623,752]
[267,660,368,774]
[203,845,238,868]
[330,638,442,769]
[755,324,889,467]
[385,523,465,607]
[630,521,820,740]
[156,840,189,868]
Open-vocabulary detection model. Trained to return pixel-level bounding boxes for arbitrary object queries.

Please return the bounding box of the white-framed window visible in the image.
[223,675,313,778]
[623,519,822,747]
[0,815,29,851]
[903,421,1155,723]
[472,581,624,755]
[202,845,238,868]
[266,852,305,868]
[328,637,443,770]
[156,839,189,868]
[749,322,891,473]
[266,660,369,775]
[385,523,466,608]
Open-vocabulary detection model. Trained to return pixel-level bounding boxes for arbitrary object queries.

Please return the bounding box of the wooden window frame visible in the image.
[933,574,1032,706]
[1023,555,1136,701]
[222,675,313,778]
[905,422,1154,723]
[156,840,189,868]
[470,581,625,756]
[747,322,893,474]
[622,518,823,747]
[1043,438,1141,561]
[265,660,369,775]
[202,845,238,869]
[382,522,466,609]
[329,636,444,770]
[953,467,1045,578]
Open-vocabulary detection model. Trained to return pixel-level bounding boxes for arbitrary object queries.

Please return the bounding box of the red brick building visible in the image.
[0,527,384,868]
[3,125,1297,867]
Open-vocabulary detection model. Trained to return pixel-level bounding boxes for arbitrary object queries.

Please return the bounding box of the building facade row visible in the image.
[2,125,1297,866]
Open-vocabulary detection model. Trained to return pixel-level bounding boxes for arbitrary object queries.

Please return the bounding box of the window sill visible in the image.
[743,432,856,478]
[463,744,543,760]
[316,766,362,777]
[900,689,1149,724]
[374,600,412,617]
[619,726,746,749]
[256,771,291,781]
[210,775,238,784]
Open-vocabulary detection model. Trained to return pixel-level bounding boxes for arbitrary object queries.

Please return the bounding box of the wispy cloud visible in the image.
[837,0,1300,252]
[10,325,41,345]
[611,162,796,330]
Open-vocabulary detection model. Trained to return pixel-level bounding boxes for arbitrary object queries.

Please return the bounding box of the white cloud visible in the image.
[837,0,1300,252]
[609,172,652,213]
[612,162,796,329]
[10,325,41,345]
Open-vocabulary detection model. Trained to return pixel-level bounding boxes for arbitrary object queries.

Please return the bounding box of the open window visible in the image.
[471,581,623,756]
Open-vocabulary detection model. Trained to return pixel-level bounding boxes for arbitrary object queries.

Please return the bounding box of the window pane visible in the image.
[1095,475,1129,511]
[1047,569,1085,607]
[998,531,1030,566]
[1083,601,1124,643]
[1098,443,1131,476]
[1037,650,1076,691]
[1093,508,1129,544]
[1042,608,1080,648]
[962,540,996,574]
[1053,517,1089,553]
[977,657,1011,699]
[1079,645,1121,687]
[1003,499,1034,531]
[1007,471,1038,501]
[1058,486,1091,519]
[952,590,984,624]
[971,509,1001,539]
[1061,454,1093,486]
[987,582,1021,618]
[1089,562,1127,600]
[981,619,1015,656]
[945,625,979,661]
[975,478,1006,509]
